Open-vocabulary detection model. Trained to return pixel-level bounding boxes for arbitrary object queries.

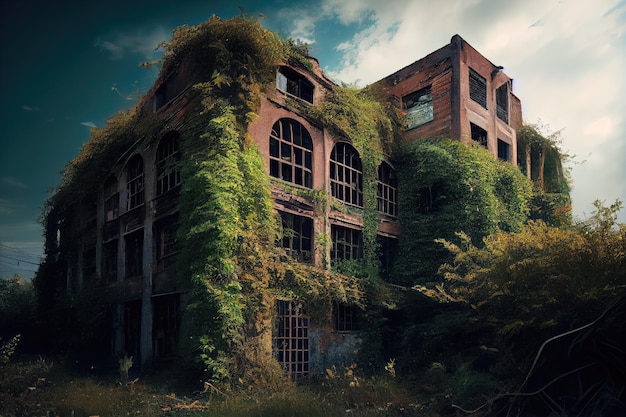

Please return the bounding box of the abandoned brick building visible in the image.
[40,26,522,379]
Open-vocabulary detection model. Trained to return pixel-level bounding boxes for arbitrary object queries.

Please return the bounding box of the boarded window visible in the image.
[331,225,363,262]
[403,87,434,129]
[156,131,181,195]
[377,162,398,217]
[269,118,313,188]
[273,300,309,381]
[330,142,363,207]
[498,139,511,161]
[276,67,314,103]
[469,68,487,108]
[279,211,313,263]
[126,155,144,210]
[496,83,509,124]
[471,123,488,148]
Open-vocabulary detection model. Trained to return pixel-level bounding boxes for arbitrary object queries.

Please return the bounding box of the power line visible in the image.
[0,254,41,266]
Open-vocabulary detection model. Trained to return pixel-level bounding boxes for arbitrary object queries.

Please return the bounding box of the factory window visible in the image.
[497,139,511,161]
[403,87,433,129]
[377,162,397,217]
[126,155,144,210]
[156,131,181,195]
[155,218,177,271]
[103,174,119,222]
[334,302,360,332]
[273,300,309,381]
[469,68,487,109]
[152,294,180,359]
[276,66,314,103]
[269,118,313,188]
[330,142,363,207]
[471,123,488,148]
[279,211,313,263]
[496,83,509,124]
[331,225,363,262]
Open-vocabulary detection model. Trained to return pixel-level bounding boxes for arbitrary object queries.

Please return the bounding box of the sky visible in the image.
[1,0,625,279]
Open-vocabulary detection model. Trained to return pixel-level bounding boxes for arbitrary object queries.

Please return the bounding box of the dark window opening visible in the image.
[82,248,96,281]
[126,155,144,210]
[330,142,363,207]
[153,75,178,111]
[416,182,446,214]
[156,131,181,196]
[498,139,511,161]
[103,240,118,282]
[471,123,488,148]
[403,87,434,129]
[155,218,177,272]
[377,235,398,280]
[273,300,309,381]
[269,118,313,188]
[469,68,487,108]
[103,175,119,222]
[124,300,141,360]
[125,229,143,279]
[496,83,509,124]
[334,302,360,332]
[279,211,313,263]
[152,294,180,359]
[377,162,398,217]
[276,67,314,103]
[331,225,363,262]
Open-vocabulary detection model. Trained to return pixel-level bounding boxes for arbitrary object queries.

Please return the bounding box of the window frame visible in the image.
[330,142,363,207]
[377,162,398,217]
[276,67,314,104]
[279,211,313,263]
[496,83,509,124]
[126,155,144,211]
[156,132,181,196]
[331,225,363,262]
[103,175,119,222]
[497,138,511,161]
[269,118,313,188]
[403,86,434,129]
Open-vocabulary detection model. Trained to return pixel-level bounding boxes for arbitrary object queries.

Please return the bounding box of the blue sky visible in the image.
[1,0,625,278]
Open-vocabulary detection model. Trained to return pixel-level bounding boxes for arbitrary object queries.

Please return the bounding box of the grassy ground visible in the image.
[0,358,453,417]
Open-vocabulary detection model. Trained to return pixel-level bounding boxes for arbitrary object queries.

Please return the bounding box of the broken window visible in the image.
[330,142,363,207]
[334,302,360,332]
[273,300,309,381]
[279,211,313,263]
[155,218,177,271]
[152,294,180,359]
[126,155,144,210]
[102,239,118,282]
[403,87,434,129]
[377,162,398,217]
[276,66,314,103]
[497,139,511,161]
[496,83,509,124]
[103,175,119,222]
[269,118,313,188]
[156,131,181,195]
[470,123,488,148]
[331,225,363,262]
[469,68,487,109]
[124,229,143,279]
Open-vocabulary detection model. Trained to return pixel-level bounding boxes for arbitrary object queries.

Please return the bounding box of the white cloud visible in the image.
[310,0,626,222]
[1,177,27,189]
[80,121,97,128]
[95,26,171,60]
[21,105,40,112]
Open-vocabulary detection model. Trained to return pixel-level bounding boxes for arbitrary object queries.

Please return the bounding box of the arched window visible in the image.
[377,162,397,217]
[330,142,363,207]
[126,155,144,210]
[156,131,181,195]
[269,118,313,188]
[103,174,119,222]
